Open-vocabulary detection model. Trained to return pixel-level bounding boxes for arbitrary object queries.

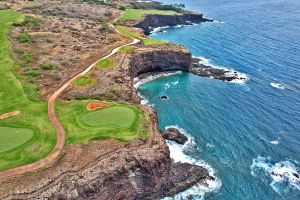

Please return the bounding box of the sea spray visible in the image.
[162,126,222,200]
[251,156,300,194]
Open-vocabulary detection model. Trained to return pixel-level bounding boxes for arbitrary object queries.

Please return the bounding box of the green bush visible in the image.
[22,16,41,28]
[18,34,31,43]
[41,62,54,70]
[25,70,40,78]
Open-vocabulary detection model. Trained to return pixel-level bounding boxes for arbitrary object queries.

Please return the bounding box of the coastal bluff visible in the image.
[135,13,213,34]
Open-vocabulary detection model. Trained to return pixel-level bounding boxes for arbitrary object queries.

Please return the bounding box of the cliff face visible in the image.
[129,46,192,77]
[135,13,213,34]
[0,107,211,200]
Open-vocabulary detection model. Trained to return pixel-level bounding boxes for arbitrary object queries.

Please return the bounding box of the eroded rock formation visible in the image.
[135,13,213,34]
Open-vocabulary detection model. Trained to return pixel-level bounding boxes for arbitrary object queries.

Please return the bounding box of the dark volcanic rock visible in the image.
[0,108,211,200]
[162,128,188,144]
[135,13,213,35]
[129,46,192,77]
[190,57,246,82]
[160,95,168,100]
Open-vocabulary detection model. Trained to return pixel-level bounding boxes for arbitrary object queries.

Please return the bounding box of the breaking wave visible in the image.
[251,156,300,194]
[162,125,222,200]
[195,56,249,84]
[271,82,285,90]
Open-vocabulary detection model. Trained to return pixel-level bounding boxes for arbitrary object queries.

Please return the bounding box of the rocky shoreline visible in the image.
[0,3,219,199]
[135,13,213,35]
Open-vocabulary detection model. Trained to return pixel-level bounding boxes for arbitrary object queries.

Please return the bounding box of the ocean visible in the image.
[136,0,300,199]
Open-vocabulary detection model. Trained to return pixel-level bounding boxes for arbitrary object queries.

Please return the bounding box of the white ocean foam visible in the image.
[213,20,225,24]
[133,71,182,89]
[195,56,249,84]
[270,140,279,145]
[271,82,285,90]
[150,26,170,34]
[165,83,171,90]
[171,80,179,86]
[251,156,300,194]
[163,125,222,200]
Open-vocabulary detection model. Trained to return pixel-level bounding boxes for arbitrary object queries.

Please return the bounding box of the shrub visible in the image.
[41,62,54,70]
[25,70,40,78]
[119,5,126,10]
[18,34,31,43]
[22,52,33,65]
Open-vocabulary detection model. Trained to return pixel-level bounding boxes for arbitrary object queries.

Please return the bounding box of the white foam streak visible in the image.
[133,71,182,89]
[163,125,222,200]
[271,82,285,90]
[195,56,249,84]
[251,156,300,194]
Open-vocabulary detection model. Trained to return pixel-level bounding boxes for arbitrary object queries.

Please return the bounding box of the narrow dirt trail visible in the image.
[0,19,140,179]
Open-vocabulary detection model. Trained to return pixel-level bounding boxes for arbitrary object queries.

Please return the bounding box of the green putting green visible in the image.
[0,127,34,153]
[56,101,149,144]
[0,10,56,171]
[82,106,137,128]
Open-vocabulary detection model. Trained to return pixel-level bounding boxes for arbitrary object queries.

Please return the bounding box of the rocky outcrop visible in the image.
[162,128,188,145]
[129,45,192,77]
[135,13,213,34]
[190,57,247,82]
[0,107,212,200]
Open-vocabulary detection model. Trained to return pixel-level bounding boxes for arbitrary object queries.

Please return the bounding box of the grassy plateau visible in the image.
[121,9,178,20]
[0,10,56,171]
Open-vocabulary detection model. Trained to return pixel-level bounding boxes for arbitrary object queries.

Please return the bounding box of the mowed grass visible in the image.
[143,38,168,46]
[116,25,143,38]
[0,127,34,153]
[73,75,96,88]
[0,10,56,171]
[121,9,178,20]
[119,46,136,53]
[96,58,116,69]
[56,101,149,144]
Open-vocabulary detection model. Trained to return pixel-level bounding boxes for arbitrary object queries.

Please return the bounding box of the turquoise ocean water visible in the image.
[137,0,300,199]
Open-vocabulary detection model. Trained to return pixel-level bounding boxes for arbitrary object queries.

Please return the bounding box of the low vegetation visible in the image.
[18,33,31,43]
[97,58,116,69]
[129,2,187,13]
[56,101,149,144]
[116,25,143,38]
[0,10,55,171]
[143,38,168,46]
[41,61,54,70]
[73,75,97,88]
[119,46,136,53]
[121,9,178,20]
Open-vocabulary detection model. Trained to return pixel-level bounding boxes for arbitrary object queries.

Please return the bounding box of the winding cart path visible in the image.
[0,20,140,179]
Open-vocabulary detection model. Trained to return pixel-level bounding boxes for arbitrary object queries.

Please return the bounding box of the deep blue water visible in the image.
[137,0,300,199]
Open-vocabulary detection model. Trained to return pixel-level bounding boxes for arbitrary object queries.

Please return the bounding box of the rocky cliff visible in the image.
[0,107,211,200]
[135,13,213,34]
[129,45,192,77]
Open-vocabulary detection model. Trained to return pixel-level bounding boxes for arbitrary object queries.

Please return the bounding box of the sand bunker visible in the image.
[0,110,20,119]
[86,102,108,111]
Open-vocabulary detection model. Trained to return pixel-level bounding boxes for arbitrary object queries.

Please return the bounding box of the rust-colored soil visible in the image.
[0,110,20,119]
[86,102,108,111]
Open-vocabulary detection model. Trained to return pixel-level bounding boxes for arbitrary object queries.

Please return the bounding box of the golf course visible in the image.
[0,10,56,171]
[0,9,147,173]
[56,101,148,145]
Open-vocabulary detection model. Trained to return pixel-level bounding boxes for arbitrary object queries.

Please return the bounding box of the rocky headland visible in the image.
[0,1,221,199]
[135,13,213,35]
